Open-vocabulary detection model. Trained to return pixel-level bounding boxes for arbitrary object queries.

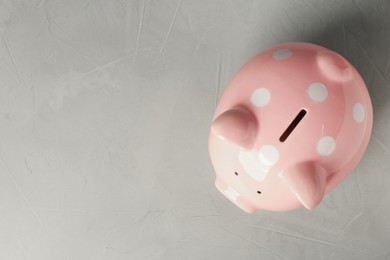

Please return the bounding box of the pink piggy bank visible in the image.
[209,42,373,212]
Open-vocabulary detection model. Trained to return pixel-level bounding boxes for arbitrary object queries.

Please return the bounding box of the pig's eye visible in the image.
[234,172,239,176]
[257,191,262,194]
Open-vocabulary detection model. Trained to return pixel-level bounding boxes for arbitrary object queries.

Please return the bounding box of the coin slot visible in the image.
[279,109,307,142]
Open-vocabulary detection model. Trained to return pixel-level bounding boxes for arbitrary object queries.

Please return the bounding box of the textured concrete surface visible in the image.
[0,0,389,259]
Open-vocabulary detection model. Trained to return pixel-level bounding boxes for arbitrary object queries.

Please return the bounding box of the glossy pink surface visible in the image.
[209,42,373,212]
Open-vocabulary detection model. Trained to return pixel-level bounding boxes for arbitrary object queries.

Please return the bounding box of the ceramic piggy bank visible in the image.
[209,42,373,212]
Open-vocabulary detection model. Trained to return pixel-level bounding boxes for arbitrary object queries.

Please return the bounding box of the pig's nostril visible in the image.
[257,191,262,194]
[234,171,238,176]
[279,109,307,142]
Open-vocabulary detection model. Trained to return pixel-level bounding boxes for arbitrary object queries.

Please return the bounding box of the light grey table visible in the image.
[0,0,389,259]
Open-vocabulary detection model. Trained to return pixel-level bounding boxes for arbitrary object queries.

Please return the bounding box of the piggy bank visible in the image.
[209,42,373,212]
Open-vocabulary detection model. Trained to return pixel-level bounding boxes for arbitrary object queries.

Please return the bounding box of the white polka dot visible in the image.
[258,145,279,166]
[225,186,240,202]
[272,49,293,60]
[353,103,365,123]
[251,88,271,107]
[317,136,336,157]
[308,83,328,102]
[239,151,271,182]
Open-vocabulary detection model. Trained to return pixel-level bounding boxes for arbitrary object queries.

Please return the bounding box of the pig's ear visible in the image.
[211,107,258,150]
[280,162,327,209]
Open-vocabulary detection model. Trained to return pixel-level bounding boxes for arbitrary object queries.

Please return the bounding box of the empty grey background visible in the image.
[0,0,389,259]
